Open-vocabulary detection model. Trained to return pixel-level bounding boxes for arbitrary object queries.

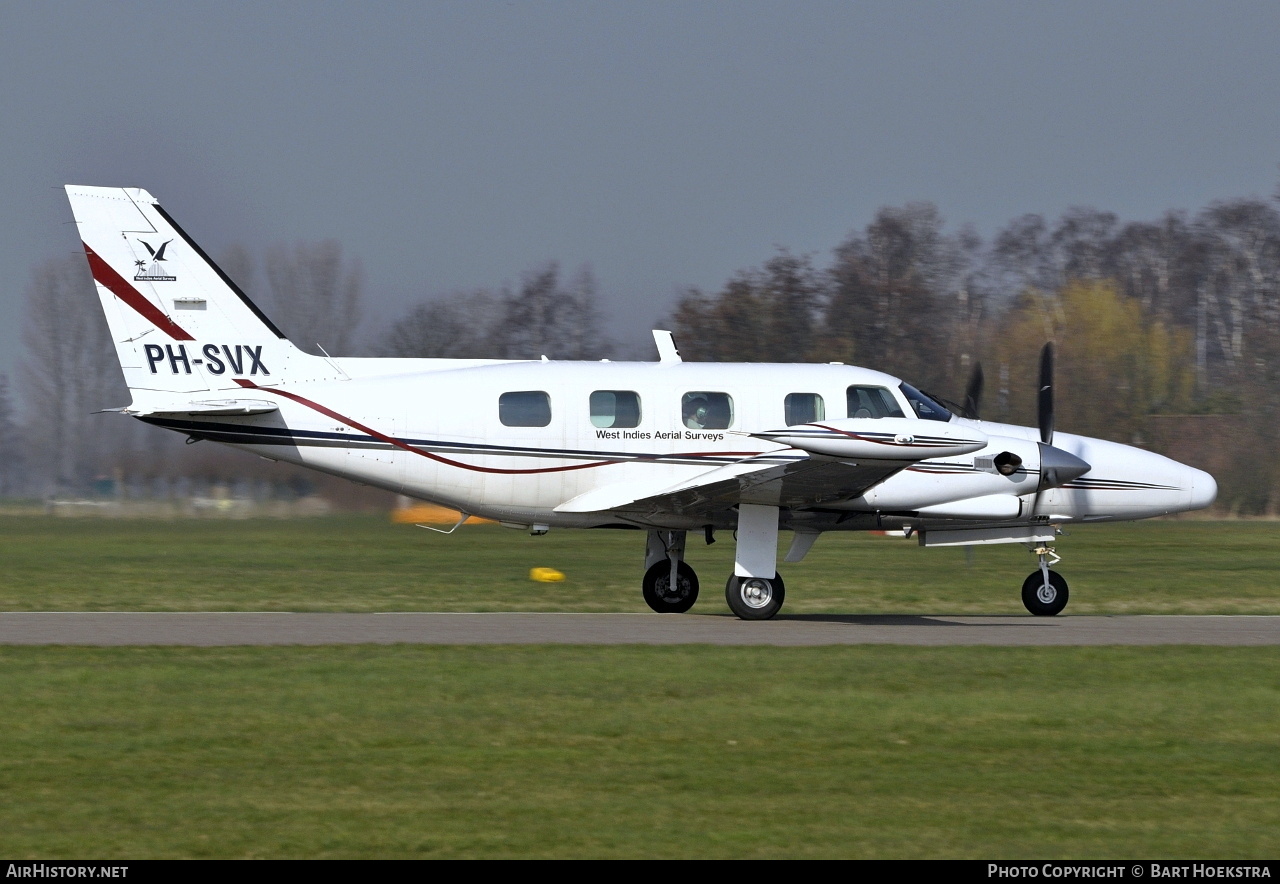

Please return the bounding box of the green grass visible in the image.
[0,645,1277,858]
[0,515,1276,613]
[2,518,1278,858]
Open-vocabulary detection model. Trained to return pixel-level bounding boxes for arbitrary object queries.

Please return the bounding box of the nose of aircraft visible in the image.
[1188,467,1218,511]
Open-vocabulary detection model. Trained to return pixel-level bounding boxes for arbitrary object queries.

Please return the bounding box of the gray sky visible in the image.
[3,1,1279,382]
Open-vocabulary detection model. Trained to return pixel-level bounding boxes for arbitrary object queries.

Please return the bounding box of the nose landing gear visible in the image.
[1022,544,1069,616]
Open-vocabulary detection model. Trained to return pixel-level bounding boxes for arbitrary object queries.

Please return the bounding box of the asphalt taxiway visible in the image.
[0,612,1276,646]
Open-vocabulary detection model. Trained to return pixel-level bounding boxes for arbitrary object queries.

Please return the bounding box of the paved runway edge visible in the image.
[0,613,1278,646]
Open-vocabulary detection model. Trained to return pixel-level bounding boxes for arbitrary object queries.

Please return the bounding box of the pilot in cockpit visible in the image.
[683,396,710,429]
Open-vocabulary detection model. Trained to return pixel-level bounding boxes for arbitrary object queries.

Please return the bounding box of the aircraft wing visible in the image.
[555,455,911,518]
[555,417,991,518]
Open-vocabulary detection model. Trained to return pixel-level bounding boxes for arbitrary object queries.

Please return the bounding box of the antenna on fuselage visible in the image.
[653,330,682,364]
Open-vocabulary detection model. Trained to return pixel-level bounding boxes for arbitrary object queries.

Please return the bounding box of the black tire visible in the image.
[725,572,786,620]
[1021,569,1069,616]
[642,560,700,613]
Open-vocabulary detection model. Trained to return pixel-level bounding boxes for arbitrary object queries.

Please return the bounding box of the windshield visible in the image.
[899,383,952,422]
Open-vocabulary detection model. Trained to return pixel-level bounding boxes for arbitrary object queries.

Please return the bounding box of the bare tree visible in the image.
[489,262,610,360]
[1050,207,1118,282]
[263,240,363,355]
[0,374,24,496]
[990,213,1054,297]
[1192,200,1280,382]
[823,203,971,390]
[20,255,130,492]
[666,251,824,363]
[376,290,499,358]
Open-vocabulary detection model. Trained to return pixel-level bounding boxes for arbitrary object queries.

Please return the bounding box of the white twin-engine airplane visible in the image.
[65,185,1217,619]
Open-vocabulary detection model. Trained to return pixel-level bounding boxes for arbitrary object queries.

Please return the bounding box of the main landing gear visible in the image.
[725,572,786,620]
[1022,544,1069,616]
[642,529,699,613]
[642,504,788,620]
[642,559,699,613]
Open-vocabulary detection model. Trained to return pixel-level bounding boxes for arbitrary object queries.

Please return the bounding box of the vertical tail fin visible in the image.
[65,186,338,399]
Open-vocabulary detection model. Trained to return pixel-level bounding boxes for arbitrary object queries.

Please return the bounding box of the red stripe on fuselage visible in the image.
[234,379,618,475]
[83,244,194,341]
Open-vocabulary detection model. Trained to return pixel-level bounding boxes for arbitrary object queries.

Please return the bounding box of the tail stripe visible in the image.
[82,243,195,341]
[153,204,288,340]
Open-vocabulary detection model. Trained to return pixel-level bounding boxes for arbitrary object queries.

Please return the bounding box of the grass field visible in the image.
[1,645,1278,859]
[1,515,1277,858]
[0,515,1276,614]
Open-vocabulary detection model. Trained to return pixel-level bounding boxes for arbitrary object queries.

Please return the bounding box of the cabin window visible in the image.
[590,390,642,428]
[682,392,734,430]
[499,391,552,427]
[784,393,825,426]
[846,385,905,419]
[899,383,952,422]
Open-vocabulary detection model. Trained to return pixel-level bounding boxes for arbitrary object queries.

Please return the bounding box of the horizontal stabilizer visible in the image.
[122,398,280,417]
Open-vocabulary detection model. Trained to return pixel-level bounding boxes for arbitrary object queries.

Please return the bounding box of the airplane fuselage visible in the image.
[141,357,1214,532]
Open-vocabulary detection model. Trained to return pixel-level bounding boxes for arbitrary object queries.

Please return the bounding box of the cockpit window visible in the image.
[846,385,906,419]
[784,393,825,426]
[899,383,952,422]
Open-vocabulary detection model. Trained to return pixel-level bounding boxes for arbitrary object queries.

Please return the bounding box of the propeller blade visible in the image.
[963,362,984,419]
[1037,342,1054,446]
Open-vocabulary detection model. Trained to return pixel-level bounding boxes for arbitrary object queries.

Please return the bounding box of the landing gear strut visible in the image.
[1022,544,1069,616]
[639,505,788,620]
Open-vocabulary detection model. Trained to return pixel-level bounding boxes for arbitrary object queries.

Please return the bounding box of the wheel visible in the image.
[642,560,700,613]
[1021,569,1069,616]
[725,572,786,620]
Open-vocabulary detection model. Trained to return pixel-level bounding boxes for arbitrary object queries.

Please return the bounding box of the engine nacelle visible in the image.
[914,493,1025,520]
[750,418,988,461]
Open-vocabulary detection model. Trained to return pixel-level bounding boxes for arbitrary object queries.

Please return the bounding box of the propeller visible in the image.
[1027,341,1090,515]
[962,362,984,420]
[1037,342,1054,445]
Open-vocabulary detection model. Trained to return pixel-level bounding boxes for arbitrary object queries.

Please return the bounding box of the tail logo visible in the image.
[134,239,177,282]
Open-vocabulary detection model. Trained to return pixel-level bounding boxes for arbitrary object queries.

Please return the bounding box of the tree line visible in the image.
[3,185,1277,512]
[664,196,1280,513]
[2,244,614,501]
